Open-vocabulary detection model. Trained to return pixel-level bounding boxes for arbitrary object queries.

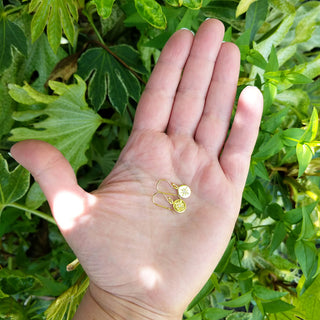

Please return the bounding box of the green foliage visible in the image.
[1,0,320,319]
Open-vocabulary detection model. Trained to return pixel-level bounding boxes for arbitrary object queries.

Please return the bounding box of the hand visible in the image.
[11,19,263,319]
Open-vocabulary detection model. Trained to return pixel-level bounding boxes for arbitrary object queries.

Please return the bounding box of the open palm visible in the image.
[11,19,263,319]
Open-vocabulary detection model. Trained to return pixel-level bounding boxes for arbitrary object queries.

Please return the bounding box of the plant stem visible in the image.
[7,203,56,225]
[82,9,106,45]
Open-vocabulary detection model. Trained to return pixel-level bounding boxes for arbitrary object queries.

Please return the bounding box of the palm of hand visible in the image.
[11,19,263,317]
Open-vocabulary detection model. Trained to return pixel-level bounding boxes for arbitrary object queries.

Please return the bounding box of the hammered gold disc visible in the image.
[178,185,191,199]
[172,199,186,213]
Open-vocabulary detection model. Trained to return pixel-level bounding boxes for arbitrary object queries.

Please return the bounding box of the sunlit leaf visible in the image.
[183,0,202,9]
[236,0,256,17]
[9,76,103,173]
[29,0,79,52]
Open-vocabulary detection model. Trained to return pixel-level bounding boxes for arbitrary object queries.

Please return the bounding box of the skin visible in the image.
[11,19,263,319]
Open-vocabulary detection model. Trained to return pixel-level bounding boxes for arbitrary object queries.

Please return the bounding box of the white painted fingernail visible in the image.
[180,27,195,35]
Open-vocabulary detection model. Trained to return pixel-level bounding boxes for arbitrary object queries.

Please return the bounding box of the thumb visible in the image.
[10,140,91,232]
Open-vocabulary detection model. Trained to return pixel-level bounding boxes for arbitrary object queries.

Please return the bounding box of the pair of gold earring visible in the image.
[152,179,191,213]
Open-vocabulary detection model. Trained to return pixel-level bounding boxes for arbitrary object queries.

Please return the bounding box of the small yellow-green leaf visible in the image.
[236,0,256,17]
[134,0,167,29]
[296,143,313,177]
[300,108,319,143]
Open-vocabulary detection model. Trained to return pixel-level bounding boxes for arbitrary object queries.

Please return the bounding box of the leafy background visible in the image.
[0,0,320,319]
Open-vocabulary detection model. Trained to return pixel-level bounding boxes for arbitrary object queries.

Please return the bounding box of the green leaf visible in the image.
[221,291,252,308]
[295,240,317,279]
[0,269,38,295]
[0,155,30,215]
[270,221,287,253]
[134,0,167,29]
[300,108,319,143]
[29,0,79,52]
[253,284,287,301]
[281,128,304,147]
[247,49,267,70]
[265,46,279,73]
[245,0,268,42]
[25,33,67,91]
[203,308,233,320]
[9,76,103,173]
[214,237,236,273]
[262,300,294,313]
[93,0,116,19]
[298,204,317,241]
[296,143,313,177]
[77,47,141,112]
[0,14,27,72]
[182,0,202,9]
[165,0,183,7]
[250,14,295,79]
[0,297,27,320]
[291,4,320,45]
[45,277,89,320]
[243,186,263,211]
[236,0,256,17]
[266,203,283,221]
[253,132,283,160]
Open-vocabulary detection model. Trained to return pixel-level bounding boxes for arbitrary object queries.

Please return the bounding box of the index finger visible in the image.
[133,29,194,132]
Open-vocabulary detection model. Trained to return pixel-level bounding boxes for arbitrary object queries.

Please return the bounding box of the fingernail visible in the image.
[205,18,211,21]
[180,27,195,35]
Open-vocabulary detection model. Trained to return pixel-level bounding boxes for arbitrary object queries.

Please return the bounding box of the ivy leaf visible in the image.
[29,0,79,52]
[134,0,167,29]
[0,155,30,216]
[8,75,103,173]
[77,47,141,112]
[0,13,27,72]
[93,0,116,19]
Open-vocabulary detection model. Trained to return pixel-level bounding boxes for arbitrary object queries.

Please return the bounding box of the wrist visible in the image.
[74,283,181,320]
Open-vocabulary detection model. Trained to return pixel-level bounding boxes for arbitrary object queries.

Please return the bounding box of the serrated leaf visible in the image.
[0,269,38,295]
[77,47,141,112]
[29,0,79,52]
[45,277,89,320]
[9,76,102,173]
[0,14,27,72]
[93,0,116,19]
[0,297,27,320]
[296,143,313,177]
[0,155,30,215]
[134,0,167,29]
